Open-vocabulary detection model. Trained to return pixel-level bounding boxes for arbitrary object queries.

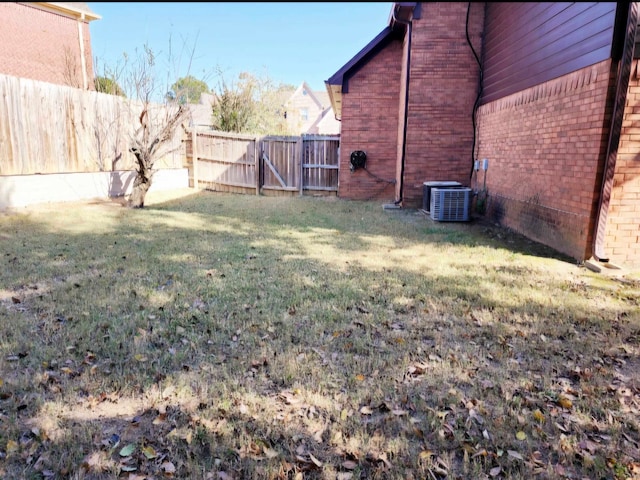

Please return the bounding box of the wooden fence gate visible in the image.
[301,134,340,193]
[187,131,339,196]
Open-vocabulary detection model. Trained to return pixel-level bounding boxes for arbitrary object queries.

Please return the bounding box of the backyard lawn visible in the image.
[0,189,638,480]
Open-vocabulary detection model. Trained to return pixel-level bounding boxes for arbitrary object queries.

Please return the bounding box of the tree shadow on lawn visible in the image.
[0,198,638,479]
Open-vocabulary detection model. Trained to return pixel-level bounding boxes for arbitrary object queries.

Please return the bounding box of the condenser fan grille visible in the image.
[430,187,471,222]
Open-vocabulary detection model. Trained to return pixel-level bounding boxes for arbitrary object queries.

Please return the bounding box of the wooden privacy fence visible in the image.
[0,73,184,176]
[186,131,340,195]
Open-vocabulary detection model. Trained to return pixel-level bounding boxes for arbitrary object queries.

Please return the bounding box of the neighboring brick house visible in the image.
[284,81,340,135]
[325,2,640,268]
[0,2,100,89]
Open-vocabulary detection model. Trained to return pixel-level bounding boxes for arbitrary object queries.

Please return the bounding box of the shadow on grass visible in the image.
[0,191,638,479]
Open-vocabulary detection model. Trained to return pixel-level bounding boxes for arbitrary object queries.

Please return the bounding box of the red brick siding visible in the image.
[338,39,403,201]
[476,60,614,262]
[608,60,640,267]
[401,2,484,207]
[0,3,95,88]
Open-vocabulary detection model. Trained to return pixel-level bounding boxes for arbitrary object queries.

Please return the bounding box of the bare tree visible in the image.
[118,45,191,208]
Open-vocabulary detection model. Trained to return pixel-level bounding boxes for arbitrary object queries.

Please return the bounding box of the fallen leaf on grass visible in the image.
[359,406,374,415]
[557,395,573,409]
[153,413,167,425]
[342,460,358,469]
[263,446,279,459]
[278,391,302,405]
[60,367,76,376]
[489,466,501,477]
[309,453,323,467]
[419,450,434,460]
[407,363,428,376]
[516,431,527,440]
[507,450,524,461]
[119,444,136,457]
[141,445,157,459]
[6,439,19,454]
[81,452,105,473]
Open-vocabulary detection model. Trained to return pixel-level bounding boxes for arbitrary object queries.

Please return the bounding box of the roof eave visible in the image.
[32,2,102,21]
[325,26,397,88]
[325,81,342,121]
[324,2,421,120]
[388,2,419,27]
[324,25,402,120]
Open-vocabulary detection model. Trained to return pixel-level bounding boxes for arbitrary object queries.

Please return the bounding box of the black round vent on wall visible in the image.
[350,150,367,172]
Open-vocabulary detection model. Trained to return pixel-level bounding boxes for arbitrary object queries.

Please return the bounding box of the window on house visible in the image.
[300,108,308,121]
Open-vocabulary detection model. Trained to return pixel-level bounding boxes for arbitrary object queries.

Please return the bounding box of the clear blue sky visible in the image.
[87,2,393,93]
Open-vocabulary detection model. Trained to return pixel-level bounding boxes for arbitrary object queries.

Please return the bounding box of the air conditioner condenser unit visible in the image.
[430,187,472,222]
[422,181,462,213]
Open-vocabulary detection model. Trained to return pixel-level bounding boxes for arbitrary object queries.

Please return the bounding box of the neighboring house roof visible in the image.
[32,2,101,21]
[287,81,324,110]
[313,89,331,110]
[324,2,417,120]
[283,81,339,134]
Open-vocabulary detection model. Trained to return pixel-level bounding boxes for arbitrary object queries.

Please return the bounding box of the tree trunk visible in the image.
[128,169,152,208]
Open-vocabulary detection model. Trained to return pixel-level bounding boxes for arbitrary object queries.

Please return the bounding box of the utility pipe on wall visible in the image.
[77,13,88,90]
[466,1,484,181]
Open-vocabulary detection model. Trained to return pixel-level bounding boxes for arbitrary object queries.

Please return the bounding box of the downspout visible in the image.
[593,2,638,262]
[393,7,412,206]
[466,1,483,181]
[77,12,88,90]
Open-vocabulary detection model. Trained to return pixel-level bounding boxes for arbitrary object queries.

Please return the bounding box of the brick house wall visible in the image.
[476,60,615,262]
[400,2,484,207]
[608,60,640,267]
[0,3,95,89]
[338,40,403,201]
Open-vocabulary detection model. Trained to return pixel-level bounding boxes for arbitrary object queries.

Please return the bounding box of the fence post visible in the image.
[255,136,260,196]
[191,128,199,190]
[298,135,304,197]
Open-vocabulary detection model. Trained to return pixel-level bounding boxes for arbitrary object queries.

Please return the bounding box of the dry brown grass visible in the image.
[0,189,638,480]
